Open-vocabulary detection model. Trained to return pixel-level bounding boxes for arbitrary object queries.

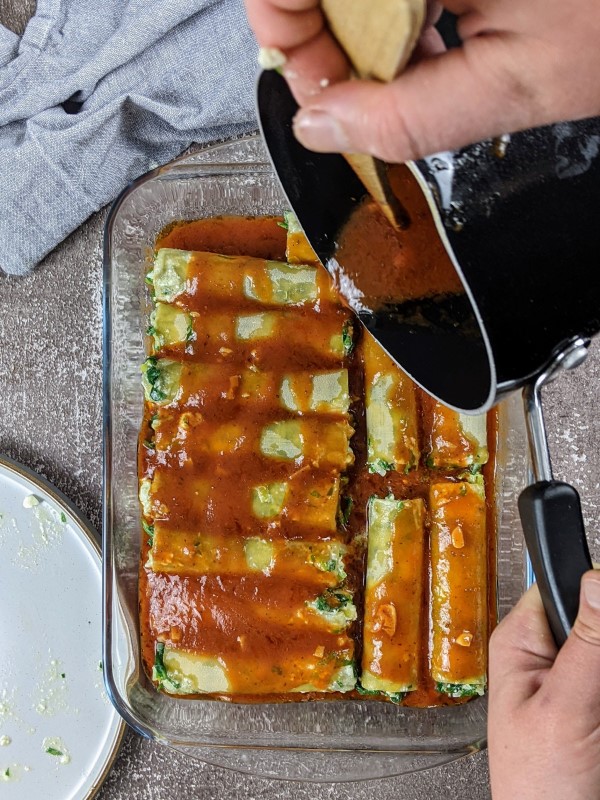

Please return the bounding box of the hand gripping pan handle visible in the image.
[519,480,591,646]
[518,339,593,646]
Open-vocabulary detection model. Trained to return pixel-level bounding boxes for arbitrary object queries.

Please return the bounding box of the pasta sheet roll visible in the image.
[361,497,425,697]
[152,640,356,696]
[430,481,487,697]
[148,573,357,696]
[149,303,352,364]
[427,402,488,469]
[363,333,419,476]
[150,529,348,585]
[141,358,283,413]
[141,360,351,418]
[150,248,336,308]
[149,412,354,473]
[140,468,342,536]
[284,211,320,265]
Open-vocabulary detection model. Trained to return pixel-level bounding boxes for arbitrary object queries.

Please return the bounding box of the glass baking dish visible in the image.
[102,134,530,782]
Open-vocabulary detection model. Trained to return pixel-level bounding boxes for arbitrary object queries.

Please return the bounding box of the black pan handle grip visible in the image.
[518,481,592,647]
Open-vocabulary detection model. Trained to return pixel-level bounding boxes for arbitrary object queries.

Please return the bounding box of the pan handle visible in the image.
[518,480,592,646]
[520,339,592,646]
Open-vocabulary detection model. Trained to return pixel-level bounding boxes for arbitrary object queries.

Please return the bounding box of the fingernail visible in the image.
[293,109,351,152]
[583,572,600,609]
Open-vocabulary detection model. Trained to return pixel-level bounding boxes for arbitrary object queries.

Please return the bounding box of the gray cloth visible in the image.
[0,0,259,275]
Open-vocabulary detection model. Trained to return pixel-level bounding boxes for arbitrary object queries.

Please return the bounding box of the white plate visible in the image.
[0,455,124,799]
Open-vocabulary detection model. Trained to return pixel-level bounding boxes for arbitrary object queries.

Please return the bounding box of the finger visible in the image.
[540,571,600,731]
[411,24,446,62]
[292,33,551,162]
[244,0,349,105]
[489,583,557,705]
[424,1,444,29]
[442,0,480,15]
[284,3,441,107]
[283,31,350,105]
[245,0,323,51]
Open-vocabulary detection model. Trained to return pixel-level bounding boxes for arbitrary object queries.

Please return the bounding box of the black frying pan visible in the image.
[257,69,600,645]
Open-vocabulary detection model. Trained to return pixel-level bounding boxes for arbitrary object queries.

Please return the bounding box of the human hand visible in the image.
[245,0,600,162]
[488,571,600,800]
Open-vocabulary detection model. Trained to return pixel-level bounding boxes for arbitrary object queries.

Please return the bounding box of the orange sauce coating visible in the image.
[158,215,286,258]
[430,483,488,683]
[362,500,425,690]
[139,213,498,706]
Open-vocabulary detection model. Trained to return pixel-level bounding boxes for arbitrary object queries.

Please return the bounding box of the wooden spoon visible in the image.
[321,0,426,229]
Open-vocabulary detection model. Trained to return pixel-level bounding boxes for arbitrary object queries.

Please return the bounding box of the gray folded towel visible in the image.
[0,0,259,275]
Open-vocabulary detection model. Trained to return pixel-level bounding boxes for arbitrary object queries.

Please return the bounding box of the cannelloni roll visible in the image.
[427,403,488,470]
[140,467,342,536]
[430,481,487,697]
[360,496,425,699]
[149,248,337,308]
[147,411,354,472]
[149,302,352,364]
[152,639,356,696]
[150,528,348,585]
[363,333,419,476]
[147,570,356,696]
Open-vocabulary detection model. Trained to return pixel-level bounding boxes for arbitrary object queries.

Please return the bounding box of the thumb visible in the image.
[542,570,600,731]
[292,37,546,162]
[488,582,557,706]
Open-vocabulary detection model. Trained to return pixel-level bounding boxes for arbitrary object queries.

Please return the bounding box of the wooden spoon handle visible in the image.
[321,0,426,228]
[344,153,412,228]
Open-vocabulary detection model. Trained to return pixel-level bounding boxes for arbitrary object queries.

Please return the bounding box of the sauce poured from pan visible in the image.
[333,165,463,309]
[330,165,492,412]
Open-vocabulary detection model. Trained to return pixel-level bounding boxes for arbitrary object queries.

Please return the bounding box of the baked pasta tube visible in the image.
[360,496,425,700]
[149,303,353,365]
[149,248,338,308]
[149,529,348,583]
[430,481,487,697]
[363,332,419,476]
[141,358,351,418]
[427,403,488,469]
[146,411,354,472]
[149,572,357,696]
[140,467,343,537]
[284,211,320,265]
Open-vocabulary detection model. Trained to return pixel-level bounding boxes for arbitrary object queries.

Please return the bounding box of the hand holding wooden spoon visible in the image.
[245,0,600,162]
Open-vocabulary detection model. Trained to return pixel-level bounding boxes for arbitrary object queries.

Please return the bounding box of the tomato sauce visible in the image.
[139,205,497,707]
[333,165,463,309]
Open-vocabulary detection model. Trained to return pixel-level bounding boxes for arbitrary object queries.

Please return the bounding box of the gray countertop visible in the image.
[2,4,599,799]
